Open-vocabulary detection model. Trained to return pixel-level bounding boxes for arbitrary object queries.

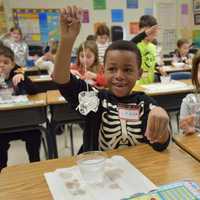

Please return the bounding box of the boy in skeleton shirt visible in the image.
[53,6,170,152]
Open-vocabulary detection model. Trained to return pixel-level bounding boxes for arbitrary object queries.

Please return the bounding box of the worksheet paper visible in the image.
[142,81,194,93]
[44,155,157,200]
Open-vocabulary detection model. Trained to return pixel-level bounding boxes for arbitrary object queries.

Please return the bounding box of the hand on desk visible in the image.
[180,115,195,135]
[12,74,24,87]
[145,106,170,144]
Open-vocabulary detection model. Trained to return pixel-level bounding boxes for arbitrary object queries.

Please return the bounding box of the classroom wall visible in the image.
[2,0,195,50]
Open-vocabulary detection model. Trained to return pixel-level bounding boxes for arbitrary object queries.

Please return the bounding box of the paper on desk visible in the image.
[44,155,156,200]
[143,80,193,93]
[0,95,29,105]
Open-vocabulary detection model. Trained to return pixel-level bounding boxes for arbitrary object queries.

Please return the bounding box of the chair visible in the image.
[111,26,123,41]
[170,72,192,80]
[168,72,191,133]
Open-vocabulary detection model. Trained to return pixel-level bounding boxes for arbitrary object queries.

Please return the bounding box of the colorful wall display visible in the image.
[111,9,124,22]
[93,0,106,10]
[0,5,7,35]
[129,22,139,34]
[82,9,90,23]
[127,0,138,9]
[144,8,153,15]
[193,30,200,47]
[13,9,59,44]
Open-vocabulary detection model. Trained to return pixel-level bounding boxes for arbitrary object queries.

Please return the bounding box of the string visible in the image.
[82,42,89,91]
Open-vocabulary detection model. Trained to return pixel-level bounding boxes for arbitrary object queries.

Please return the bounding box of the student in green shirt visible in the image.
[134,15,159,84]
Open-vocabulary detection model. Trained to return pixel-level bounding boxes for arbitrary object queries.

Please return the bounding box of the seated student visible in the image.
[86,34,96,41]
[0,45,41,171]
[70,40,106,88]
[35,40,59,75]
[172,38,193,65]
[131,15,159,84]
[95,24,110,64]
[180,51,200,134]
[1,27,29,67]
[53,6,170,152]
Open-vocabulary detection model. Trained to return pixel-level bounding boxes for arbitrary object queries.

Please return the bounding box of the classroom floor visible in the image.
[7,124,83,167]
[7,113,179,167]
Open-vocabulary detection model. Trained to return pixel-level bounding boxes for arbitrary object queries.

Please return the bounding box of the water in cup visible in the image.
[160,75,171,84]
[77,151,106,184]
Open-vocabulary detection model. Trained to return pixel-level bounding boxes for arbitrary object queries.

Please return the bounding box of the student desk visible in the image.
[134,79,193,112]
[24,66,48,76]
[47,90,85,158]
[157,65,191,74]
[0,93,50,158]
[1,144,200,200]
[173,133,200,162]
[29,75,58,92]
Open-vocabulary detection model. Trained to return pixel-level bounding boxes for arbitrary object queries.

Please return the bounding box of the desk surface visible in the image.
[159,65,191,73]
[173,133,200,162]
[134,79,193,96]
[29,75,52,82]
[1,144,200,200]
[47,90,66,105]
[24,66,39,72]
[0,92,46,111]
[48,79,193,102]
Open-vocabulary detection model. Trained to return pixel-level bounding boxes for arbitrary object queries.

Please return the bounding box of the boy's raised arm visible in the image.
[53,6,81,84]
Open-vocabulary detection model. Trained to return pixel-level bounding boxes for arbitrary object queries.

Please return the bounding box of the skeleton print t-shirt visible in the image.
[58,74,170,152]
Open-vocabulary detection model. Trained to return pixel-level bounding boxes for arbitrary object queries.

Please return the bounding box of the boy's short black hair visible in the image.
[0,45,15,62]
[139,15,157,29]
[104,40,142,68]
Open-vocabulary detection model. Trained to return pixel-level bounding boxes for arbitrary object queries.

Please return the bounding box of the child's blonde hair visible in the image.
[76,40,99,73]
[192,50,200,90]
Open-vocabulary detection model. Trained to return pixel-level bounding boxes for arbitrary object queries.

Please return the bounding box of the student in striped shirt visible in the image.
[95,24,110,64]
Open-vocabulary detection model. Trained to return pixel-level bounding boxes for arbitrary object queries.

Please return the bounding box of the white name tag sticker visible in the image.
[118,104,140,121]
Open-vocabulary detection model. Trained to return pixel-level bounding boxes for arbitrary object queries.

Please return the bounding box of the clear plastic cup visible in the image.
[188,102,200,129]
[76,151,107,184]
[160,75,171,84]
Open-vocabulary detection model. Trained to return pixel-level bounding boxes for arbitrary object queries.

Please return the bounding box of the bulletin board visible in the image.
[0,5,7,35]
[12,8,60,45]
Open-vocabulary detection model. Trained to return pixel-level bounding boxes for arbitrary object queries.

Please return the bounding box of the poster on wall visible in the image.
[129,22,139,34]
[193,30,200,47]
[47,12,60,41]
[15,10,41,42]
[111,9,124,22]
[93,0,106,10]
[13,9,60,44]
[82,9,89,23]
[144,8,153,15]
[127,0,138,9]
[181,4,188,15]
[0,5,7,35]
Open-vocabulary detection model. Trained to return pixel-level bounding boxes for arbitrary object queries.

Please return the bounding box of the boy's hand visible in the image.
[145,25,159,37]
[180,115,195,135]
[60,6,82,39]
[12,74,24,87]
[145,106,170,144]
